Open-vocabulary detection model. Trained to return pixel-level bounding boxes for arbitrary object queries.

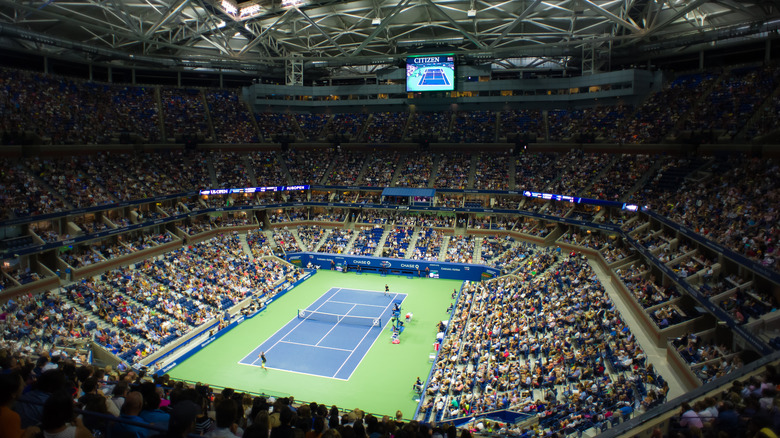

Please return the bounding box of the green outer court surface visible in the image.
[167,270,463,417]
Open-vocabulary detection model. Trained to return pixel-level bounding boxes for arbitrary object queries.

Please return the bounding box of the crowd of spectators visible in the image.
[317,228,354,254]
[160,88,211,140]
[435,153,471,189]
[499,109,544,141]
[586,154,652,201]
[212,152,253,189]
[24,155,115,208]
[361,150,401,187]
[0,351,459,438]
[544,151,612,195]
[295,113,329,141]
[296,225,326,251]
[327,151,365,186]
[474,153,510,190]
[284,148,333,185]
[479,235,514,264]
[423,253,665,436]
[619,71,719,143]
[395,154,433,188]
[272,228,302,253]
[0,157,67,219]
[406,112,451,140]
[324,113,368,141]
[1,68,161,145]
[206,90,259,143]
[0,290,91,353]
[449,111,496,143]
[381,227,413,258]
[350,226,384,256]
[681,65,780,138]
[445,235,476,264]
[363,112,407,143]
[255,111,298,141]
[410,227,445,261]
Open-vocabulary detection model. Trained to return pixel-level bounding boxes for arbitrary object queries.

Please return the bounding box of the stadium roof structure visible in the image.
[0,0,778,74]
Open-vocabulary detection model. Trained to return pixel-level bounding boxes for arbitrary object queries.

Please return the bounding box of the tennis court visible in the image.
[239,287,406,380]
[166,271,462,416]
[418,67,451,86]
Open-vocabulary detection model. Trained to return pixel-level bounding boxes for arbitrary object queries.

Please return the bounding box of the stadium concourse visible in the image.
[1,61,780,438]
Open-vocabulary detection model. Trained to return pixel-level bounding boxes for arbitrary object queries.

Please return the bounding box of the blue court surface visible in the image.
[418,67,451,86]
[239,287,406,380]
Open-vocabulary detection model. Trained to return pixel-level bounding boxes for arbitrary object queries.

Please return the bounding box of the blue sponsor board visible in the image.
[286,252,498,282]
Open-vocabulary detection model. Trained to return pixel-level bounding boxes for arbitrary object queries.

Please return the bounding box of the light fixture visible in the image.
[467,8,476,17]
[372,17,381,25]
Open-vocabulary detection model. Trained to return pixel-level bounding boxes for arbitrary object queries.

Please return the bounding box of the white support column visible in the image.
[286,56,304,86]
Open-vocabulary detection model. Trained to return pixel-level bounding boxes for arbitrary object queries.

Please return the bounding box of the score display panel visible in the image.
[406,55,456,92]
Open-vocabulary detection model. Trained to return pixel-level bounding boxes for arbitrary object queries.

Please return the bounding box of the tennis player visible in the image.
[385,284,389,296]
[259,351,267,369]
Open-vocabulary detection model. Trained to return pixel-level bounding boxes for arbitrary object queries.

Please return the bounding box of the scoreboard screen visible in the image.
[406,55,456,92]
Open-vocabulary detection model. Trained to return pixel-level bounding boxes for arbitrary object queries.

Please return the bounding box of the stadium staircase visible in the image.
[58,287,160,355]
[312,229,330,253]
[473,237,483,264]
[542,109,550,142]
[400,112,413,140]
[388,160,405,187]
[427,154,442,189]
[154,87,166,141]
[238,233,253,258]
[646,156,710,194]
[275,153,294,185]
[507,157,517,190]
[466,153,478,189]
[669,68,730,139]
[290,116,306,141]
[580,155,619,196]
[290,228,308,252]
[438,236,451,262]
[319,157,339,185]
[205,158,219,188]
[353,156,371,185]
[737,80,780,141]
[356,114,371,142]
[200,89,217,142]
[620,158,664,202]
[242,155,259,187]
[20,162,75,210]
[372,226,392,258]
[243,101,263,141]
[404,226,421,259]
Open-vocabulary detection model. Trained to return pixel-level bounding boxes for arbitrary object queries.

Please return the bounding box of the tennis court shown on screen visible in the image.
[406,55,456,92]
[239,287,406,380]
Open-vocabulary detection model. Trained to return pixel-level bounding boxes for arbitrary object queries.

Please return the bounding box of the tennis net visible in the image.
[297,309,381,327]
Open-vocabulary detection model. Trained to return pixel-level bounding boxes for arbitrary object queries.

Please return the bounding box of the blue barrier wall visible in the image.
[285,252,499,282]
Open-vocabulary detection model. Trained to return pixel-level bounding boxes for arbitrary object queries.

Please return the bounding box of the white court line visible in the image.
[333,286,404,295]
[243,287,341,366]
[315,304,356,347]
[327,299,386,308]
[332,292,404,379]
[278,340,352,352]
[242,363,349,381]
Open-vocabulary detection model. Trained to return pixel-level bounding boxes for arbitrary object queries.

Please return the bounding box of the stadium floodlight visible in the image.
[372,17,381,25]
[221,0,238,15]
[467,9,476,17]
[281,0,306,8]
